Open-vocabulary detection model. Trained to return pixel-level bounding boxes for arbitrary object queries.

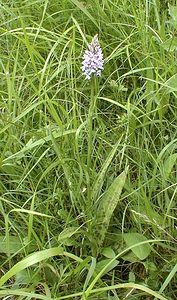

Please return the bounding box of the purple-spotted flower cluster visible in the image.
[82,34,104,80]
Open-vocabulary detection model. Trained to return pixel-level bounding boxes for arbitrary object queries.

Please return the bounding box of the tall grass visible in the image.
[0,0,177,299]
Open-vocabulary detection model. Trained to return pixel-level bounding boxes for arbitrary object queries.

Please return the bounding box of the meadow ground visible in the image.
[0,0,177,299]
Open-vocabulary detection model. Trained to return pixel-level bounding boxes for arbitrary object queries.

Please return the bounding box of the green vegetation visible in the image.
[0,0,177,299]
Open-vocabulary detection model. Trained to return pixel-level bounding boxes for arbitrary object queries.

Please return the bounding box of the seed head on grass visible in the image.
[82,34,104,80]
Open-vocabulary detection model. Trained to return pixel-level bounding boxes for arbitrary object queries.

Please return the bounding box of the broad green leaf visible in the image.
[95,259,119,276]
[129,271,135,283]
[123,233,151,261]
[14,269,41,286]
[58,227,80,242]
[102,247,116,259]
[163,153,177,179]
[95,167,127,246]
[122,250,139,263]
[165,74,177,92]
[161,38,177,51]
[143,261,157,273]
[0,236,35,254]
[0,236,22,254]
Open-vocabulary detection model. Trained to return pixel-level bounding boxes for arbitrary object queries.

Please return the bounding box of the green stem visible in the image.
[87,77,98,176]
[87,77,98,255]
[87,82,94,170]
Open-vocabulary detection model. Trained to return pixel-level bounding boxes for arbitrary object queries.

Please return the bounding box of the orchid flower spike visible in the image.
[81,34,104,80]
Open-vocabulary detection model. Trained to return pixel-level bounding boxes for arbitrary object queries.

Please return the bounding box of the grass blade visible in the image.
[0,247,64,287]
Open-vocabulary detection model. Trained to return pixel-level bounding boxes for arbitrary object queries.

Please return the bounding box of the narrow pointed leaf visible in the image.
[95,167,127,246]
[92,137,122,201]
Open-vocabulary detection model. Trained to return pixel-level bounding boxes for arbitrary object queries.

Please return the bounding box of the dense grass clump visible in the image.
[0,0,177,299]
